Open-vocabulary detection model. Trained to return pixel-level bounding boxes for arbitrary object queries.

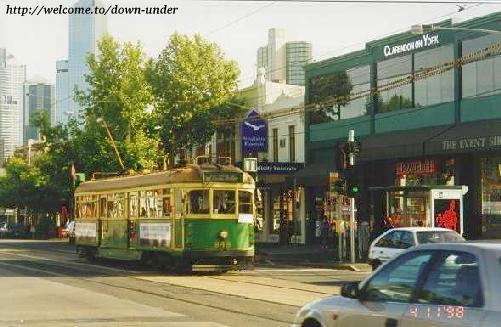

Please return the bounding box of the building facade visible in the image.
[236,69,307,244]
[23,78,55,143]
[56,0,107,124]
[256,28,312,86]
[303,13,501,244]
[0,49,26,163]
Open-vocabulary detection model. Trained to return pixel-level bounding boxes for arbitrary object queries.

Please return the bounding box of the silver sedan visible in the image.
[292,243,501,327]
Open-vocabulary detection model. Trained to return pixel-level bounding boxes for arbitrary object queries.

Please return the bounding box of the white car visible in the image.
[368,227,464,270]
[292,242,501,327]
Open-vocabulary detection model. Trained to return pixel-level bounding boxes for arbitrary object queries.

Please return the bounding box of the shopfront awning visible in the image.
[425,120,501,156]
[360,126,450,162]
[289,163,335,187]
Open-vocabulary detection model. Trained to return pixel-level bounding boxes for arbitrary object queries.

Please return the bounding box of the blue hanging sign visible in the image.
[241,109,267,153]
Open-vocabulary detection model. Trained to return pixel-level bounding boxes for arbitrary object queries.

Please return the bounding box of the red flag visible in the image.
[70,163,77,181]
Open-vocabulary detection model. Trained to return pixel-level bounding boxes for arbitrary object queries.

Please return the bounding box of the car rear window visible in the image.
[417,231,464,244]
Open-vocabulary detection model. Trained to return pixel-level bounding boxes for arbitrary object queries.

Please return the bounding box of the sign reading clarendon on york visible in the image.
[383,33,439,58]
[241,109,267,153]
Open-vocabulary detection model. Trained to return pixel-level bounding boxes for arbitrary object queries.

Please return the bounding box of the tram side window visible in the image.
[100,196,107,218]
[189,190,209,214]
[213,190,236,214]
[162,189,172,217]
[145,190,160,218]
[129,192,138,217]
[113,193,125,218]
[139,192,147,217]
[238,191,253,214]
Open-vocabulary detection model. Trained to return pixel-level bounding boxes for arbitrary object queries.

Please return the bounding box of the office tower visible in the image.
[23,77,55,143]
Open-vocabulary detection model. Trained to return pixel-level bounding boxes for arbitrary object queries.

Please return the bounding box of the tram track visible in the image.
[0,248,298,325]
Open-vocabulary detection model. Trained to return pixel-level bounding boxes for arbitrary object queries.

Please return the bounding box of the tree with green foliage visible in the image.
[147,33,240,163]
[77,35,159,172]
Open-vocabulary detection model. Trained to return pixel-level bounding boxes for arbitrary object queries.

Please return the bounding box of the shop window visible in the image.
[188,190,209,214]
[272,128,278,162]
[463,34,501,98]
[238,191,253,214]
[213,190,236,214]
[480,157,501,238]
[377,55,413,113]
[308,65,370,124]
[289,125,296,162]
[415,45,454,107]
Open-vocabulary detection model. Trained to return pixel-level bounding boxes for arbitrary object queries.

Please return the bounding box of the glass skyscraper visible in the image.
[23,79,55,144]
[56,0,107,124]
[256,29,312,86]
[0,49,26,164]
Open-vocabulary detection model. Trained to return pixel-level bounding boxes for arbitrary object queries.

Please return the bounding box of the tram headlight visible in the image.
[219,230,228,239]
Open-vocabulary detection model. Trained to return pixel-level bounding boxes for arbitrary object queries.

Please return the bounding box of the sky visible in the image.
[0,0,500,87]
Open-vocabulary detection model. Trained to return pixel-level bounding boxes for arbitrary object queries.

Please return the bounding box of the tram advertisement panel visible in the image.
[433,199,461,233]
[75,222,97,244]
[139,223,171,248]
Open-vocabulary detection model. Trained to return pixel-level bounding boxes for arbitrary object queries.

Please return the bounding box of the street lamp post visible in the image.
[411,24,501,35]
[96,118,125,171]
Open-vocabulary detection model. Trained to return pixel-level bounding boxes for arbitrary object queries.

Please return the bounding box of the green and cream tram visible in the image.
[74,162,255,272]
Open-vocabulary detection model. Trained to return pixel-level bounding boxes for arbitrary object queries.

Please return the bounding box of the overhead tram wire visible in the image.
[238,2,484,86]
[212,41,501,127]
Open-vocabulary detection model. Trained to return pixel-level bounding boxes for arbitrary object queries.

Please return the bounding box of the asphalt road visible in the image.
[0,240,370,327]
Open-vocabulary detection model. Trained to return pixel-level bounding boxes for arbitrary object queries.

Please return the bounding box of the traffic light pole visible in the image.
[348,130,356,264]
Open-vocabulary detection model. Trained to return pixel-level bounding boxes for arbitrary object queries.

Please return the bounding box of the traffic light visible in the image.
[345,170,360,198]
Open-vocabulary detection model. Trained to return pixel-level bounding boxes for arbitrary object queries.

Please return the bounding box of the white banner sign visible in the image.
[238,213,254,224]
[74,222,97,238]
[140,223,171,243]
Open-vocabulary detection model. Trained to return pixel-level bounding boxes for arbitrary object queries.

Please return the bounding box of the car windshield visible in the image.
[416,231,464,244]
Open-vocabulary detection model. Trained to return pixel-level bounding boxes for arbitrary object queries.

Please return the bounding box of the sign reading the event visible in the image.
[241,109,267,153]
[139,223,171,248]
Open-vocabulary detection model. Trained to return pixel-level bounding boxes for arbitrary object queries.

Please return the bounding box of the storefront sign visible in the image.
[383,33,440,58]
[396,160,436,176]
[203,171,243,183]
[241,109,267,153]
[441,135,501,152]
[257,162,304,175]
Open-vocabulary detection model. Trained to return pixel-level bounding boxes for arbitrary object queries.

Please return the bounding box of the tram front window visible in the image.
[189,190,209,214]
[238,191,253,214]
[213,190,236,214]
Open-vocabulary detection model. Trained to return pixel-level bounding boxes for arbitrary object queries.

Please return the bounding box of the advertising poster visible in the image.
[434,199,461,233]
[139,223,171,248]
[74,222,97,238]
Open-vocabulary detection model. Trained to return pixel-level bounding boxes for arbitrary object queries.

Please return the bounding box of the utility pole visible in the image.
[348,130,356,264]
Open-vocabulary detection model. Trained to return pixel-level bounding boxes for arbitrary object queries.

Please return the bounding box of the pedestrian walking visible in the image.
[320,217,329,249]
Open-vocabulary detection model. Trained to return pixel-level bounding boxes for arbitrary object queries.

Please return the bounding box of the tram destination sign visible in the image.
[203,171,244,183]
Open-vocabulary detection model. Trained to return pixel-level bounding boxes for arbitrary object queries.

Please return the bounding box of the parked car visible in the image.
[368,227,464,270]
[292,242,501,327]
[0,221,8,237]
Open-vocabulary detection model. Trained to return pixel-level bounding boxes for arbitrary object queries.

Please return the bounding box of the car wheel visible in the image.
[371,260,381,271]
[302,318,321,327]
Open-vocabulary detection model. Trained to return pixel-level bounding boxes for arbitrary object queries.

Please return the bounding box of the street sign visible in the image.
[243,158,258,172]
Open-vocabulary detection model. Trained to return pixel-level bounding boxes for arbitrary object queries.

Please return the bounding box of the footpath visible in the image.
[255,244,371,272]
